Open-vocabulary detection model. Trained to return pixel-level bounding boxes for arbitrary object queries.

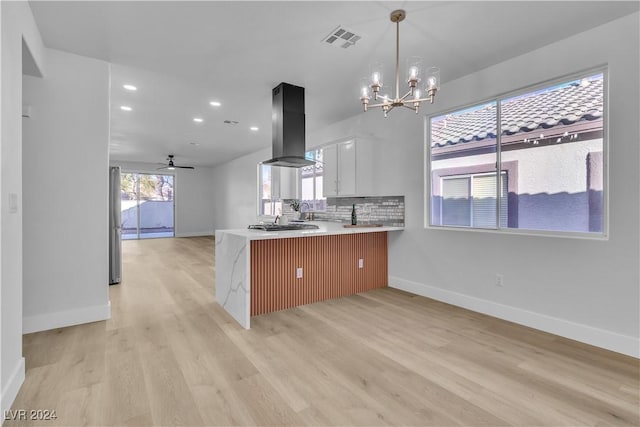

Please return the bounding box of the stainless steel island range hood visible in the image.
[262,82,315,168]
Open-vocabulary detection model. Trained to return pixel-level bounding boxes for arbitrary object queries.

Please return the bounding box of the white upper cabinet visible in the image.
[322,144,338,197]
[337,140,356,195]
[323,140,356,197]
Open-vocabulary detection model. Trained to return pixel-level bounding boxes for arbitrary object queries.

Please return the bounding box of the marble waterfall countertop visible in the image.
[217,221,404,240]
[215,221,403,329]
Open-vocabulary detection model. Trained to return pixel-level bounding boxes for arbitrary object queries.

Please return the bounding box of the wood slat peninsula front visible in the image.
[215,223,403,328]
[250,232,388,316]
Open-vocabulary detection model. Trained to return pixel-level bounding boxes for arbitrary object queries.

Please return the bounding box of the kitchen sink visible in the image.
[247,223,320,231]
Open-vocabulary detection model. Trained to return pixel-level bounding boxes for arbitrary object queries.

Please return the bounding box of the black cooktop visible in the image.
[247,223,320,232]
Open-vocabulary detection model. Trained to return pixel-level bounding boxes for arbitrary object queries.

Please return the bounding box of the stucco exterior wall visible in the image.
[431,138,603,232]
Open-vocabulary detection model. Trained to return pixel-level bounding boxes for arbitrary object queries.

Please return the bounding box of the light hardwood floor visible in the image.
[8,237,639,426]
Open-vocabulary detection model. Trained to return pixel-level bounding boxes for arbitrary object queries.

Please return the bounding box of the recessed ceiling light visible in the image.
[209,101,221,107]
[193,117,203,123]
[250,126,259,131]
[123,84,137,91]
[120,106,132,111]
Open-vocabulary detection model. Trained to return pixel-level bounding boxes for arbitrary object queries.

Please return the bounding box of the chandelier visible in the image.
[360,10,440,117]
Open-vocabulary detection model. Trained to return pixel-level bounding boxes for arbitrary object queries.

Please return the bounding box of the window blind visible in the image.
[442,177,471,226]
[472,174,498,228]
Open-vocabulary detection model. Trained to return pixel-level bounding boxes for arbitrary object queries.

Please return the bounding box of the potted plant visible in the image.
[289,199,301,219]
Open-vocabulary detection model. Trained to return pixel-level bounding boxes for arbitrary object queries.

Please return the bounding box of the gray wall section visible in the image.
[120,201,174,231]
[516,192,589,232]
[588,151,604,232]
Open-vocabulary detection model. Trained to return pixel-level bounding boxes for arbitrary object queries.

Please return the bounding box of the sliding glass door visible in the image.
[120,172,174,239]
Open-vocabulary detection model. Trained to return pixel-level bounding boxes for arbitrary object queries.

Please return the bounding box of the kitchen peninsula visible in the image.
[215,222,403,328]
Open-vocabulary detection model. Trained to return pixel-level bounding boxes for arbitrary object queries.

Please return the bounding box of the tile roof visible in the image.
[431,75,604,147]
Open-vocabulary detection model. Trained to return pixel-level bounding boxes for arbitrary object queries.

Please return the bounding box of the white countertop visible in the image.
[216,221,403,240]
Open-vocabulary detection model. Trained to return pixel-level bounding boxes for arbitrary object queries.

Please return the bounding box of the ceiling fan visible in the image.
[157,154,194,170]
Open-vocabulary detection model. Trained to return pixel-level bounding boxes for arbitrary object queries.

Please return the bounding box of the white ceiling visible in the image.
[29,1,639,167]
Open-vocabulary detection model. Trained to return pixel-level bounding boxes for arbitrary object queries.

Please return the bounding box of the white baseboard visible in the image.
[389,276,639,358]
[175,231,215,238]
[23,301,111,334]
[1,357,25,421]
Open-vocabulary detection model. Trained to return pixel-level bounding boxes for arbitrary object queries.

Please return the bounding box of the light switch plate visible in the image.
[9,193,18,214]
[358,259,364,269]
[296,267,303,279]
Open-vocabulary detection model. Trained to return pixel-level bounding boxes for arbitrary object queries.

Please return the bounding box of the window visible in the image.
[257,150,325,217]
[300,149,326,211]
[440,172,507,228]
[428,71,605,236]
[257,164,282,217]
[120,172,174,239]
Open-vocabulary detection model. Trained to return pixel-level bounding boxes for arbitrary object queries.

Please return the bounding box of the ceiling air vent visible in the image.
[322,26,361,49]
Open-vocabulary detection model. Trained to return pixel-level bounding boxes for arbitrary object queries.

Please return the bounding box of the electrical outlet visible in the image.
[358,259,364,269]
[296,267,303,279]
[496,274,504,287]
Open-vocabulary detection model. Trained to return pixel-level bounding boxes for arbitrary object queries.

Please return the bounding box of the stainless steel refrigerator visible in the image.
[109,166,122,284]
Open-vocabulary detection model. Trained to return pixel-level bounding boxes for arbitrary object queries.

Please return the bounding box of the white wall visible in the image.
[0,1,46,416]
[22,48,111,334]
[111,161,215,237]
[211,13,639,356]
[211,147,270,230]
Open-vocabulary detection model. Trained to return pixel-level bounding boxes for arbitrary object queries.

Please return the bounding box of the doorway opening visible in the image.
[120,172,175,239]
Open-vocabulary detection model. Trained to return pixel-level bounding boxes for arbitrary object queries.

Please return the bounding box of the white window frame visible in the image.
[425,67,609,240]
